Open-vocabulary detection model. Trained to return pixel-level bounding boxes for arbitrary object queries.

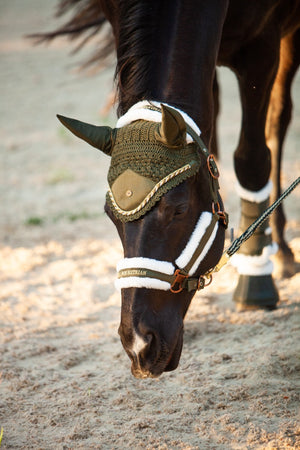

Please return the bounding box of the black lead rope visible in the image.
[227,176,300,257]
[207,176,300,276]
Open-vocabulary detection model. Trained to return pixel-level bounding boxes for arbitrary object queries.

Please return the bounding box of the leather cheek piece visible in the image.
[111,169,156,211]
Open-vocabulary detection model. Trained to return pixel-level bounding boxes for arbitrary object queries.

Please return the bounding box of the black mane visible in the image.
[29,1,114,77]
[113,1,153,114]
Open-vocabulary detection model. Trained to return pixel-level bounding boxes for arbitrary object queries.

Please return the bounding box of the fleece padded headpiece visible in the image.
[57,104,201,222]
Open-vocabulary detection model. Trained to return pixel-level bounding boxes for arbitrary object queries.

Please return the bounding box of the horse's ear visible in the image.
[57,115,114,156]
[155,104,186,148]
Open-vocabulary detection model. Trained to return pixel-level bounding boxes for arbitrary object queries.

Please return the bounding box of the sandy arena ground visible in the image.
[1,1,300,449]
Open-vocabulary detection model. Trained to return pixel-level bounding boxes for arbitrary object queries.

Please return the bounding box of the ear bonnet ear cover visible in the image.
[56,114,114,155]
[106,118,201,222]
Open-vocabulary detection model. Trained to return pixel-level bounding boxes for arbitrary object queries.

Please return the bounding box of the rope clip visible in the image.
[170,269,189,293]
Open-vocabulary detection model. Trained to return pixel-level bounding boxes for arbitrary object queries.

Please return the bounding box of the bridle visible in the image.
[116,104,228,294]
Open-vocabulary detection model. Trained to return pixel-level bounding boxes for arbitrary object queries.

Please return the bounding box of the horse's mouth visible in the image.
[130,330,183,379]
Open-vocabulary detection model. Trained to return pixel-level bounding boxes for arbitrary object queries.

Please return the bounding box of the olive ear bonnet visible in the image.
[57,104,201,221]
[56,114,115,156]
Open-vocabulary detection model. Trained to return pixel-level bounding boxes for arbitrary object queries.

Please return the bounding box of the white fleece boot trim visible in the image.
[116,100,201,143]
[235,180,272,203]
[231,242,278,276]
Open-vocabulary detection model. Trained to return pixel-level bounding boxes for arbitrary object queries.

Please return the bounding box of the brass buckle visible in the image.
[212,202,228,227]
[170,269,188,293]
[207,154,219,179]
[197,274,213,290]
[212,201,221,215]
[204,273,213,287]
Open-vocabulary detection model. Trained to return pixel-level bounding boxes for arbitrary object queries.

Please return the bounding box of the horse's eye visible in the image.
[174,203,188,217]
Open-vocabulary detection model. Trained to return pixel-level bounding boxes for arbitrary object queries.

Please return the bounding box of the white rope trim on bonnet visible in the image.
[116,100,201,143]
[235,180,272,203]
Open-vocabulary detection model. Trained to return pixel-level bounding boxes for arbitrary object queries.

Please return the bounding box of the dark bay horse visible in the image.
[40,1,300,378]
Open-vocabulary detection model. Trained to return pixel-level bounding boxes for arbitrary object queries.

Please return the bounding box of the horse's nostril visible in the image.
[131,330,153,358]
[145,332,153,346]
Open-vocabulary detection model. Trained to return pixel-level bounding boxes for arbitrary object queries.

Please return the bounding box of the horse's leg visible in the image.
[266,29,300,278]
[211,71,219,159]
[230,35,281,310]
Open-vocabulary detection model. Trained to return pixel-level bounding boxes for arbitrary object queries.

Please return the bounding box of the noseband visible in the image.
[116,211,222,293]
[116,103,228,293]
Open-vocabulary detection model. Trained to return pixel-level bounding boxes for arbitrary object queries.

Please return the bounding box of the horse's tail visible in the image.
[28,0,115,72]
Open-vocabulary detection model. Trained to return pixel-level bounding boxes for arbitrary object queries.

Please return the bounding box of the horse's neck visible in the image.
[112,0,229,142]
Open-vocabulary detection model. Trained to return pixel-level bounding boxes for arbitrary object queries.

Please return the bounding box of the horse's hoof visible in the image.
[273,249,296,279]
[235,303,277,312]
[233,274,279,311]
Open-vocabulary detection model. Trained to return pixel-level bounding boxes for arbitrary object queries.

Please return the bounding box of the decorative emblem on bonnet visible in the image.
[57,104,201,222]
[112,169,156,210]
[107,163,196,220]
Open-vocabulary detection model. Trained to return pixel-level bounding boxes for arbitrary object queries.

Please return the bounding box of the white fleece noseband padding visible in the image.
[175,212,219,275]
[117,257,174,275]
[115,257,174,291]
[115,212,218,291]
[115,276,171,291]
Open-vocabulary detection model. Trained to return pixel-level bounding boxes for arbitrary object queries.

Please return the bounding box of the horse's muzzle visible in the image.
[126,327,183,379]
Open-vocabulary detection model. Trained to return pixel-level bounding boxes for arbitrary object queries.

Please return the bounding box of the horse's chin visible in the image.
[131,330,183,379]
[164,332,183,372]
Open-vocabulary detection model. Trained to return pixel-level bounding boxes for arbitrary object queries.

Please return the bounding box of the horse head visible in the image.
[58,103,226,378]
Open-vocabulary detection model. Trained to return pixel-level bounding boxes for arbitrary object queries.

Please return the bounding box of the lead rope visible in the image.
[206,176,300,277]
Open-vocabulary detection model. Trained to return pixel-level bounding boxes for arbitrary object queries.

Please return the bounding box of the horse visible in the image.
[37,0,300,378]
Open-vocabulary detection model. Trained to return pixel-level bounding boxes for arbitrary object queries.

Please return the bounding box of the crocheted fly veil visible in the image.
[57,104,201,222]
